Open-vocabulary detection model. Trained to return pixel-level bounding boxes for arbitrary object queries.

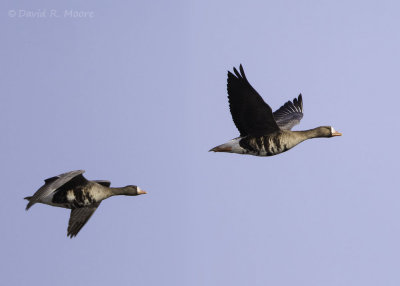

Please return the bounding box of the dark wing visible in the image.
[273,94,303,130]
[25,170,86,210]
[227,64,280,136]
[67,204,100,238]
[93,180,111,187]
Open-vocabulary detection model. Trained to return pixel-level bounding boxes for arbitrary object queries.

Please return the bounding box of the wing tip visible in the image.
[67,227,79,238]
[227,64,247,79]
[238,64,246,80]
[230,64,246,80]
[296,93,303,111]
[67,233,77,239]
[66,169,86,176]
[72,169,85,176]
[233,67,240,78]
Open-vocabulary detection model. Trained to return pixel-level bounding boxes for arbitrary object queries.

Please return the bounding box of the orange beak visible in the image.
[332,131,342,136]
[137,189,147,195]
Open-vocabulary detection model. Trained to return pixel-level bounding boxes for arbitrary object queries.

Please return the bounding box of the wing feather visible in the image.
[25,170,85,210]
[273,94,304,130]
[67,205,99,238]
[227,64,280,136]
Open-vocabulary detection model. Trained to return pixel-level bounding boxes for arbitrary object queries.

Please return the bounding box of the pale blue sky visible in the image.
[1,1,400,285]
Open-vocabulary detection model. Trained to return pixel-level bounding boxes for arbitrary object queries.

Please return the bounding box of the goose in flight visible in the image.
[25,170,146,238]
[210,65,341,156]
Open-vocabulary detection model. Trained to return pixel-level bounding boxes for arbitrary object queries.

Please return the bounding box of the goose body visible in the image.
[25,170,146,238]
[39,180,110,209]
[210,65,341,156]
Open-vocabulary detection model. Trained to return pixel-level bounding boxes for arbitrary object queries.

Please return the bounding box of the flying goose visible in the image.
[25,170,147,238]
[210,65,341,156]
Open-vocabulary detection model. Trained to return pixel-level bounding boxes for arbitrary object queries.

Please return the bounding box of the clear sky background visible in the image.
[1,0,400,285]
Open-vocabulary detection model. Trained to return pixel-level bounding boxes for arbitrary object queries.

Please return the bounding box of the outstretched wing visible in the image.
[67,204,100,238]
[25,170,86,210]
[227,64,280,137]
[273,94,303,130]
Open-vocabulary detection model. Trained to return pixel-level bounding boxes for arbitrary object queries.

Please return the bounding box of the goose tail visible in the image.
[209,138,244,154]
[24,196,33,210]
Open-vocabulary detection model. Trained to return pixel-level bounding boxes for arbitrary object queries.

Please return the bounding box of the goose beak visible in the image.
[332,131,342,136]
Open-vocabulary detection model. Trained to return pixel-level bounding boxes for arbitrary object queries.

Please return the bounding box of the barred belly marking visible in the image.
[238,133,289,157]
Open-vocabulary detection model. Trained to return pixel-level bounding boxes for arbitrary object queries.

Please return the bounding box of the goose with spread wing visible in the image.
[25,170,147,238]
[210,65,341,156]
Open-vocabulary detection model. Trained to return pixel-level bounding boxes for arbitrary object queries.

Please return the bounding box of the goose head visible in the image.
[315,126,342,137]
[122,185,147,196]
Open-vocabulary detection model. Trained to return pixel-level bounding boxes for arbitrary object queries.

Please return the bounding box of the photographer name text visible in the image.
[8,9,95,19]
